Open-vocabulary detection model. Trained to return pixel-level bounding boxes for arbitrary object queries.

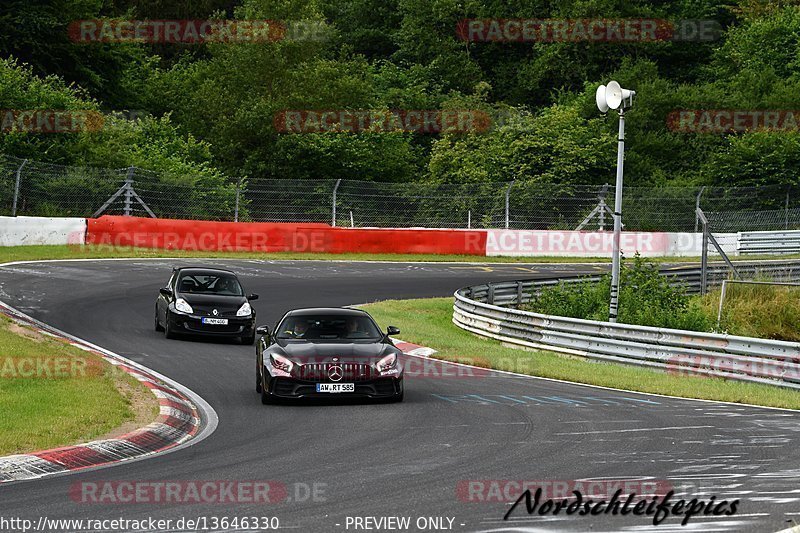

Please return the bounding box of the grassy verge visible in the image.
[700,283,800,341]
[363,297,800,410]
[3,244,800,265]
[0,315,159,455]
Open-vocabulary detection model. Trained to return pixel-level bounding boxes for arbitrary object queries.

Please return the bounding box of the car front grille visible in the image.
[295,362,376,382]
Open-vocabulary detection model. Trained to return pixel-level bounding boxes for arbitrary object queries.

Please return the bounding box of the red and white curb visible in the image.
[392,338,437,358]
[0,301,216,483]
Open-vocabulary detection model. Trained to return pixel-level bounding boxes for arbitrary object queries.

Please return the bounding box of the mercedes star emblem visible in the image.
[328,365,343,382]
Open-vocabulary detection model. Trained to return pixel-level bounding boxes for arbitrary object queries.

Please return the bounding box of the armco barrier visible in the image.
[738,230,800,255]
[86,216,488,255]
[0,216,85,246]
[453,261,800,389]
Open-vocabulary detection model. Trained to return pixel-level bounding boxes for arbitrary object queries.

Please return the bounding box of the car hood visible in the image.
[271,340,398,363]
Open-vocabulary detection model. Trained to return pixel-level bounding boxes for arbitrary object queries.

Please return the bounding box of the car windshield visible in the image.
[276,314,382,340]
[177,273,243,296]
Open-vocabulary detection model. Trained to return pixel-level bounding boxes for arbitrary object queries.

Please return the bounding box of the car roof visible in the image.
[174,266,237,276]
[285,307,370,317]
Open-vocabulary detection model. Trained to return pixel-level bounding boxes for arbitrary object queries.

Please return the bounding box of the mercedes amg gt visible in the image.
[255,308,404,403]
[155,266,258,344]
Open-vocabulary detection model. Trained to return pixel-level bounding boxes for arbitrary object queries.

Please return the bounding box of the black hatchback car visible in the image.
[155,267,258,344]
[255,308,404,403]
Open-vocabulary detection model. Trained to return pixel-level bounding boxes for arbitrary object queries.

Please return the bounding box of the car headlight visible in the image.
[376,353,397,372]
[175,298,193,314]
[236,301,252,317]
[270,353,294,373]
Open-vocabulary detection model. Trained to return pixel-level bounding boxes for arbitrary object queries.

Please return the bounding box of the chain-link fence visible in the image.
[3,154,799,232]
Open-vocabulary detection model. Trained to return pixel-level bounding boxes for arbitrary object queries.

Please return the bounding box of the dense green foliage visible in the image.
[2,0,800,189]
[526,255,711,331]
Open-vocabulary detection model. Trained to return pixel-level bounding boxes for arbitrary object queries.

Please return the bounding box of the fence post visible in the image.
[467,210,471,229]
[234,178,242,222]
[697,207,709,295]
[505,179,516,229]
[332,179,342,227]
[124,166,134,217]
[786,189,790,230]
[11,158,28,216]
[694,186,706,233]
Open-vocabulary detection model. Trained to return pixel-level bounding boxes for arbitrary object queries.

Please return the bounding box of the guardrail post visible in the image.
[516,281,524,308]
[11,158,28,216]
[487,284,495,305]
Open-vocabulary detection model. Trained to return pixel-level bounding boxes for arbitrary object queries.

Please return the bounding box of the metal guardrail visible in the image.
[738,230,800,255]
[453,261,800,389]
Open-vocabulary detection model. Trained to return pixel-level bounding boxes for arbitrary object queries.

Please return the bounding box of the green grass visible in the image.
[0,316,159,455]
[363,297,800,410]
[3,244,800,265]
[700,283,800,341]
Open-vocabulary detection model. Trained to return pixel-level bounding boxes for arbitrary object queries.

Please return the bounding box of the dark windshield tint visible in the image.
[276,314,382,340]
[177,273,243,296]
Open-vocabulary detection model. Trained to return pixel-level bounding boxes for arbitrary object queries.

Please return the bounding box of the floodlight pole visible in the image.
[608,108,626,323]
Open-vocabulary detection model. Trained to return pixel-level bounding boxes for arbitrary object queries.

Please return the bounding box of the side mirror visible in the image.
[248,294,259,301]
[256,325,270,335]
[387,326,400,336]
[160,288,173,298]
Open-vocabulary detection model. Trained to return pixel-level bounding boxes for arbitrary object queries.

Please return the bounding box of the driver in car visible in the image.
[344,317,368,339]
[285,320,309,338]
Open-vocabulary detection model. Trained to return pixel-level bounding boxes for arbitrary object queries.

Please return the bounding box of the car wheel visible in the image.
[164,312,176,339]
[241,333,256,345]
[154,306,164,332]
[256,363,263,393]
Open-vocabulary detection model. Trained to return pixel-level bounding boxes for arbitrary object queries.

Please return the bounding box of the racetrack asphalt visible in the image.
[0,259,798,533]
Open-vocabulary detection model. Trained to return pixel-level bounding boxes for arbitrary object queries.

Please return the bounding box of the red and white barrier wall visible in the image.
[1,215,739,257]
[0,216,86,246]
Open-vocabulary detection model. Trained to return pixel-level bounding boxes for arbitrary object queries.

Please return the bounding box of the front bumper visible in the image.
[167,311,255,337]
[263,372,403,399]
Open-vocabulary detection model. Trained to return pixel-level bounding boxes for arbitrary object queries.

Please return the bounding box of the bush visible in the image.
[526,255,711,331]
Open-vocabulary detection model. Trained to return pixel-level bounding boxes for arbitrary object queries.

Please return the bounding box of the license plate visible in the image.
[201,317,229,325]
[316,383,355,393]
